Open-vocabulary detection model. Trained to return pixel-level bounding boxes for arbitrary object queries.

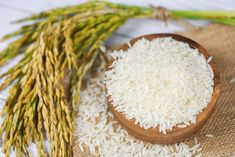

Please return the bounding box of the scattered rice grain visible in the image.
[205,134,214,138]
[207,56,213,63]
[75,66,202,157]
[229,77,235,84]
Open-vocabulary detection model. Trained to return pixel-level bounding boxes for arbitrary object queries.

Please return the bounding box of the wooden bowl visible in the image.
[106,33,221,144]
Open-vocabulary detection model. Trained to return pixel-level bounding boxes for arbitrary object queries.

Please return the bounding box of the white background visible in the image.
[0,0,234,156]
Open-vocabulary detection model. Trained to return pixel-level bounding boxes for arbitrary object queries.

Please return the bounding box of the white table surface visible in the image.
[0,0,234,156]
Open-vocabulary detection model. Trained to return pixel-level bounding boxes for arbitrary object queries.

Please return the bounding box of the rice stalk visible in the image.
[0,1,153,157]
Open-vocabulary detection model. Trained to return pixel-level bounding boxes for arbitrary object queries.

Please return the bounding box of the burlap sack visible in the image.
[178,24,235,157]
[73,24,235,157]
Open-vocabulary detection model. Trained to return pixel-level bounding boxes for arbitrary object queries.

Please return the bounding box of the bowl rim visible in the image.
[106,33,221,144]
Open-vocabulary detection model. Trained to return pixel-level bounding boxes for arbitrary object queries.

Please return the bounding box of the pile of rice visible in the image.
[105,37,214,133]
[75,66,202,157]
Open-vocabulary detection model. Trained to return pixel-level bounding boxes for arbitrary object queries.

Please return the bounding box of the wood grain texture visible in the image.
[107,33,221,144]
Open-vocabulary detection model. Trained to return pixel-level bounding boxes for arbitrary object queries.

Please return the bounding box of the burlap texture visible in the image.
[73,24,235,157]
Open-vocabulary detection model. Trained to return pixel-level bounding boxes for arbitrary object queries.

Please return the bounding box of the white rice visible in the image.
[105,37,214,133]
[229,77,235,84]
[205,134,214,138]
[177,124,188,128]
[127,41,132,48]
[75,66,202,157]
[207,56,213,63]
